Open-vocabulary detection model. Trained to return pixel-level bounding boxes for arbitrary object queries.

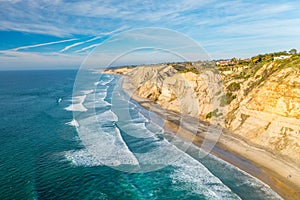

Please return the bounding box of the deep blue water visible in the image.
[0,70,282,200]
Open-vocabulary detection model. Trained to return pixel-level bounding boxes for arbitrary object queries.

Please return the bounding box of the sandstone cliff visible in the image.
[106,54,300,164]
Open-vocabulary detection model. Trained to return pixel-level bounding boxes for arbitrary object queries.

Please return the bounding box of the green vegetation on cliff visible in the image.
[217,51,300,95]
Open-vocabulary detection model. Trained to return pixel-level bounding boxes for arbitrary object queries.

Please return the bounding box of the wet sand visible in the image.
[121,76,300,200]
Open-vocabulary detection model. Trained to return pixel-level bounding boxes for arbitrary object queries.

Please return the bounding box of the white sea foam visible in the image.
[65,104,87,112]
[83,92,111,109]
[66,119,79,127]
[93,91,112,108]
[64,82,238,199]
[126,118,281,199]
[65,74,282,200]
[81,89,94,95]
[95,91,107,99]
[170,155,241,200]
[65,95,87,112]
[97,110,118,122]
[104,110,241,199]
[119,123,154,139]
[127,135,240,199]
[70,95,86,103]
[95,99,111,107]
[95,77,114,86]
[65,75,138,166]
[95,85,109,92]
[67,111,138,167]
[94,77,114,86]
[84,100,111,109]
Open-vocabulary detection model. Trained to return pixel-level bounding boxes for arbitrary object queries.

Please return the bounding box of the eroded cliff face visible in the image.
[228,66,300,162]
[107,59,300,163]
[126,65,225,122]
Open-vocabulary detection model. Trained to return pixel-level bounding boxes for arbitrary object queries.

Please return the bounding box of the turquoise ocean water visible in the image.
[0,70,282,199]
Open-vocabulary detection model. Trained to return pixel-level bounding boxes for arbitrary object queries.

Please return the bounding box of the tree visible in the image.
[252,55,262,63]
[289,48,297,55]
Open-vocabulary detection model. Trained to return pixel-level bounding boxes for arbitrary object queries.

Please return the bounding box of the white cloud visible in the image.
[59,26,129,53]
[0,50,83,69]
[59,41,84,53]
[0,0,211,36]
[1,0,298,39]
[12,38,78,51]
[1,0,300,67]
[75,43,102,53]
[0,20,74,37]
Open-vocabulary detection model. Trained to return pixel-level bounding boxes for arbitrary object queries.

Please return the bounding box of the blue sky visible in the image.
[0,0,299,69]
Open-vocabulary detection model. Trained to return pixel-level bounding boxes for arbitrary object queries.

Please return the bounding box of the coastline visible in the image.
[120,75,300,200]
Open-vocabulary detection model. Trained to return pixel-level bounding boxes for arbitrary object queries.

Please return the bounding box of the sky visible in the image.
[0,0,299,70]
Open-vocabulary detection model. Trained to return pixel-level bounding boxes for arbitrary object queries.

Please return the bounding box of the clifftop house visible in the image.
[216,60,236,66]
[273,55,291,61]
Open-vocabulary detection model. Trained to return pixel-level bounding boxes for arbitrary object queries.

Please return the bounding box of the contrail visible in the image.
[12,38,78,51]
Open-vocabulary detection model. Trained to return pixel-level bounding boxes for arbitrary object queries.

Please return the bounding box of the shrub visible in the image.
[180,67,199,74]
[220,92,236,106]
[206,109,219,119]
[172,65,184,71]
[226,82,241,92]
[173,65,199,74]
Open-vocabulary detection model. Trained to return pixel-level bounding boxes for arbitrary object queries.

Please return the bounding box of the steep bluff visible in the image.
[105,54,300,163]
[227,66,300,162]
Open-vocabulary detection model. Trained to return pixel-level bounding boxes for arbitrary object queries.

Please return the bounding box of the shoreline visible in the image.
[120,75,300,200]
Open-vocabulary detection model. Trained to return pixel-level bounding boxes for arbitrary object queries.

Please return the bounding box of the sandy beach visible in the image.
[121,76,300,200]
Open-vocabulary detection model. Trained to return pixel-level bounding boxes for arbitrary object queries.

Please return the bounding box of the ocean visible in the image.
[0,70,282,199]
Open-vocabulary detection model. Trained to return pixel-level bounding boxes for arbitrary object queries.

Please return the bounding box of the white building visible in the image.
[273,55,291,61]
